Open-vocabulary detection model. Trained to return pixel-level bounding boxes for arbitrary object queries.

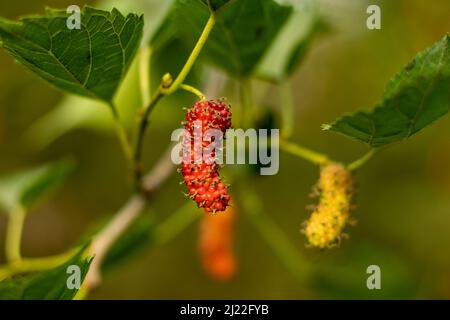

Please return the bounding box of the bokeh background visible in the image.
[1,0,450,299]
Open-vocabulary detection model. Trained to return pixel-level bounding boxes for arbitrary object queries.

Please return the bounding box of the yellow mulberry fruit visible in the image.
[303,163,353,248]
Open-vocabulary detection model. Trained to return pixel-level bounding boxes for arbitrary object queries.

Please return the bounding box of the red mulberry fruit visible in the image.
[181,100,232,213]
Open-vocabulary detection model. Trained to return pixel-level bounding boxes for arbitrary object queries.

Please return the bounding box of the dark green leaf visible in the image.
[0,245,93,300]
[0,159,75,213]
[0,6,143,102]
[200,0,233,11]
[169,0,292,77]
[324,35,450,148]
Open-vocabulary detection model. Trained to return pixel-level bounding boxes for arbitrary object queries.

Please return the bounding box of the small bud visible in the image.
[161,73,173,88]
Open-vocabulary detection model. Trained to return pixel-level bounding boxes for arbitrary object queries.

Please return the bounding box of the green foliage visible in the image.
[200,0,232,11]
[324,35,450,148]
[0,159,74,213]
[24,1,176,149]
[257,1,329,82]
[0,7,143,102]
[0,246,93,300]
[24,58,143,150]
[150,14,202,93]
[168,0,292,77]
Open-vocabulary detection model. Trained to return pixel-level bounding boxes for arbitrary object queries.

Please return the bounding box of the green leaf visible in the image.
[24,58,142,150]
[324,35,450,148]
[24,1,177,150]
[257,1,329,82]
[0,246,93,300]
[0,6,143,102]
[169,0,292,77]
[0,159,75,213]
[200,0,233,11]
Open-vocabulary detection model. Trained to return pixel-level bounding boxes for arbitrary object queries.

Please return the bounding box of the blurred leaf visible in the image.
[102,214,155,272]
[0,6,143,102]
[0,159,75,213]
[258,0,329,81]
[0,245,93,300]
[324,35,450,148]
[24,58,142,150]
[170,0,292,77]
[200,0,232,11]
[311,241,417,299]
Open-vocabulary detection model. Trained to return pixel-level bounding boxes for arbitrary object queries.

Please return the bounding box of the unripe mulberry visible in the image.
[198,204,236,281]
[303,163,353,248]
[181,100,232,213]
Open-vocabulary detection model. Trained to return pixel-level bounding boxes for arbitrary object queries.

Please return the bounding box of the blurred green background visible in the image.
[1,0,450,299]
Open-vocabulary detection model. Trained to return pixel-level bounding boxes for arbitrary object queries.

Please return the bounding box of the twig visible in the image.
[85,147,175,289]
[280,139,330,166]
[347,149,378,171]
[0,251,73,281]
[159,14,216,96]
[5,207,25,263]
[179,84,206,101]
[280,80,294,139]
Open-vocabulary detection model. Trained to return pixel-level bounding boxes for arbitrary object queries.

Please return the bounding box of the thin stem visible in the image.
[160,14,216,96]
[238,183,310,283]
[280,139,330,166]
[133,91,164,186]
[179,84,206,101]
[239,78,253,127]
[109,102,133,166]
[5,207,26,263]
[139,46,152,107]
[0,251,73,281]
[86,194,146,288]
[280,80,294,139]
[84,147,175,289]
[348,149,378,171]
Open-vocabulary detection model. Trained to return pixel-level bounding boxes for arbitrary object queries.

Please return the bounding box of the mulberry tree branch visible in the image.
[85,147,175,289]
